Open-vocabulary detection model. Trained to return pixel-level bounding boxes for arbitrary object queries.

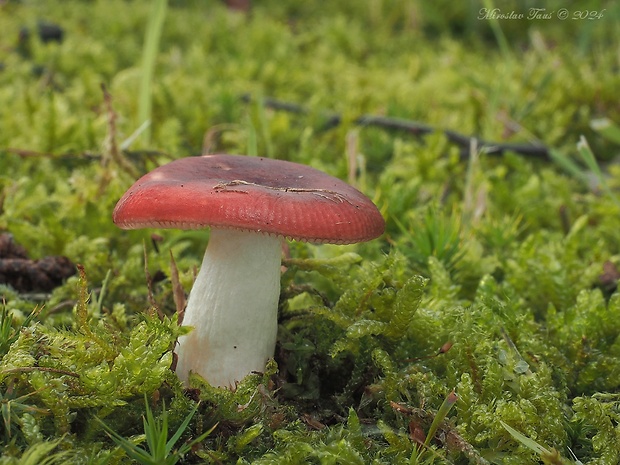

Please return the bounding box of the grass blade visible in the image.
[577,135,620,207]
[424,391,457,447]
[138,0,168,145]
[591,118,620,145]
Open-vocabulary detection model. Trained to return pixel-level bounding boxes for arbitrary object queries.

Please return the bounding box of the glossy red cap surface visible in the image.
[113,155,384,244]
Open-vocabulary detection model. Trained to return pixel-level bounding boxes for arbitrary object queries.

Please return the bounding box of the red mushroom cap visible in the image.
[113,154,384,244]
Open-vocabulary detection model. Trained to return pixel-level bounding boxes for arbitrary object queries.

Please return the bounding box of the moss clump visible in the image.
[1,0,620,462]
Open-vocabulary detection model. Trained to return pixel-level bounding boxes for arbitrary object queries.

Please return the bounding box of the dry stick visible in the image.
[101,84,141,178]
[169,250,186,324]
[101,83,119,168]
[242,95,550,160]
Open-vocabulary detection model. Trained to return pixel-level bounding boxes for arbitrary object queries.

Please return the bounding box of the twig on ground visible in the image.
[242,94,550,160]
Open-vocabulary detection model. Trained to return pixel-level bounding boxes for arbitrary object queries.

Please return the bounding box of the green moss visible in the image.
[1,0,619,462]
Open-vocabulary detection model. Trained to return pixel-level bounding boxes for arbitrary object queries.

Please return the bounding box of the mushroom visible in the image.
[112,154,384,388]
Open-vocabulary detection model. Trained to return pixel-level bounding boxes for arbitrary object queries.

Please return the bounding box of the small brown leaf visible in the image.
[302,413,326,430]
[409,420,426,445]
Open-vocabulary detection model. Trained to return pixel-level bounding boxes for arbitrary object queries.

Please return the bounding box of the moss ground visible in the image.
[1,0,620,463]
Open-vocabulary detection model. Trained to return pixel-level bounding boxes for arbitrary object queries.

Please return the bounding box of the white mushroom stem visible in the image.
[174,228,282,388]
